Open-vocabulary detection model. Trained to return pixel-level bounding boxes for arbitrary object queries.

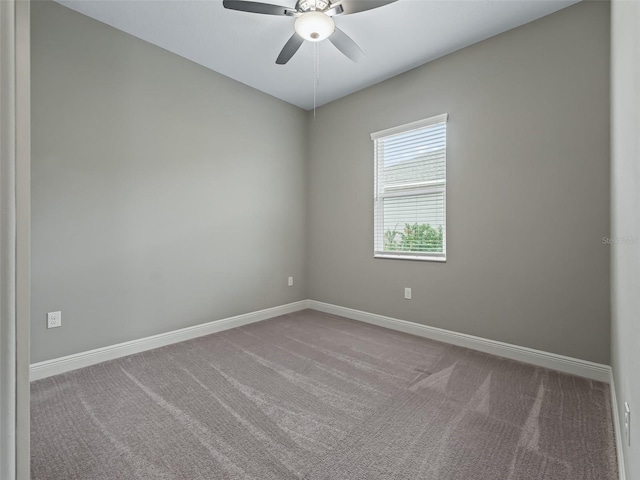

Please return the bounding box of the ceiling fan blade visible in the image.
[333,0,397,15]
[329,27,364,62]
[222,0,297,16]
[276,33,304,64]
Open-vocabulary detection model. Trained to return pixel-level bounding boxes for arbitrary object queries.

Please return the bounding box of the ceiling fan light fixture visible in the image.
[294,11,335,42]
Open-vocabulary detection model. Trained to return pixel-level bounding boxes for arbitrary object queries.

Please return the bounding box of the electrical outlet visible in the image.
[288,276,294,287]
[404,287,412,300]
[624,402,631,446]
[47,311,62,329]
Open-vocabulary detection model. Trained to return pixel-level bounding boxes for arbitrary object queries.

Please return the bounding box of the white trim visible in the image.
[370,113,448,140]
[29,301,308,381]
[1,1,30,478]
[610,373,627,480]
[30,298,612,385]
[374,252,447,262]
[0,2,18,476]
[307,300,611,383]
[15,1,31,476]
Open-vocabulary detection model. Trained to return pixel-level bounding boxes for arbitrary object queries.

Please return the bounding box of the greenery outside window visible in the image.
[371,114,448,261]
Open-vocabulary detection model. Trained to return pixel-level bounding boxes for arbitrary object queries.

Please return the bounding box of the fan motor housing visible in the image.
[296,0,332,13]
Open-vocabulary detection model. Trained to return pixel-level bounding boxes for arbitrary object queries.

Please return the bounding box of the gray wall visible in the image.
[307,1,611,364]
[611,0,640,475]
[31,0,307,362]
[32,1,612,367]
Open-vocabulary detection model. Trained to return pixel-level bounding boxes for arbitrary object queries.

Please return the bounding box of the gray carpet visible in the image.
[31,309,618,479]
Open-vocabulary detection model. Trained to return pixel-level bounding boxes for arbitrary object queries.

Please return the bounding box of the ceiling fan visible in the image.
[222,0,398,64]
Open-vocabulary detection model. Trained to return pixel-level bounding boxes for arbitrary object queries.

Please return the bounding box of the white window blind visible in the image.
[371,114,448,261]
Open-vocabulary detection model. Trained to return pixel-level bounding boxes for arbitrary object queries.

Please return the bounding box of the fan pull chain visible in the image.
[317,41,320,87]
[313,41,319,117]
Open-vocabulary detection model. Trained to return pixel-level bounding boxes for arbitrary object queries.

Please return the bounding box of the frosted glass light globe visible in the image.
[294,11,335,42]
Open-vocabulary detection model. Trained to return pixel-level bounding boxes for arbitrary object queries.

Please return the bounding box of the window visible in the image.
[372,114,448,261]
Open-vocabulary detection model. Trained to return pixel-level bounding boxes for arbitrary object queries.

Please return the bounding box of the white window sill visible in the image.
[374,253,446,263]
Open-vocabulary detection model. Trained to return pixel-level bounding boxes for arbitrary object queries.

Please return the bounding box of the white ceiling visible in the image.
[55,0,580,110]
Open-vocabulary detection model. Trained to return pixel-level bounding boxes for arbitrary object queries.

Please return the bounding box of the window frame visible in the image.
[371,113,448,262]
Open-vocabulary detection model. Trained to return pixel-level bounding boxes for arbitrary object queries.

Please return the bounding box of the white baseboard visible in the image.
[609,373,627,480]
[31,299,611,385]
[307,300,612,383]
[29,300,308,381]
